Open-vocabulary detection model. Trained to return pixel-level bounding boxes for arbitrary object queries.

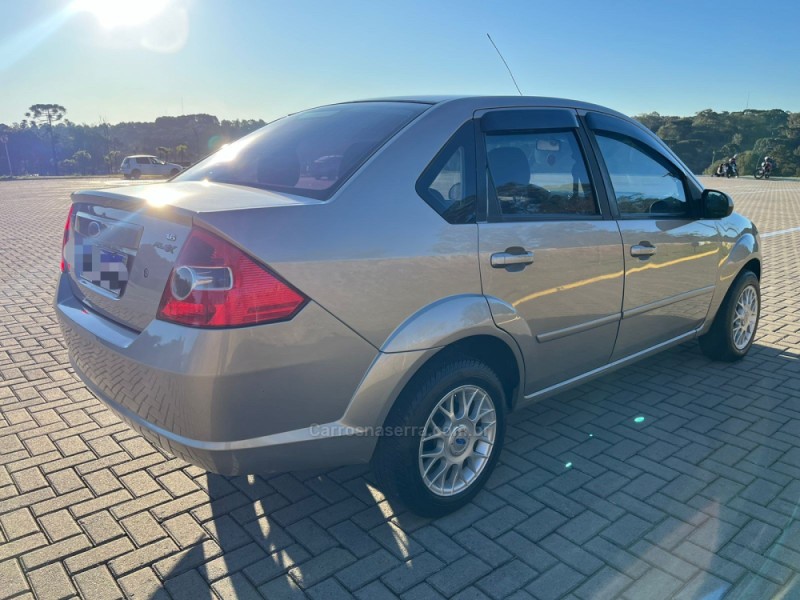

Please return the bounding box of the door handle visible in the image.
[491,251,535,268]
[630,243,656,258]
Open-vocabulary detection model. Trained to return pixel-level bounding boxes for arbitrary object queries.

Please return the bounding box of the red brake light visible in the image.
[61,204,75,272]
[157,227,307,328]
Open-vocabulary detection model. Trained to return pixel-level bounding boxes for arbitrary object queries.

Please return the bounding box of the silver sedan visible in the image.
[56,96,760,516]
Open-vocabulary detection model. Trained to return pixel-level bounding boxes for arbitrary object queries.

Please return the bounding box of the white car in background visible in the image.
[121,155,182,179]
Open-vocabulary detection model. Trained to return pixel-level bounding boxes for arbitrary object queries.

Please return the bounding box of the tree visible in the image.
[176,144,188,164]
[73,150,92,175]
[59,158,78,174]
[25,104,66,175]
[105,150,121,173]
[157,146,170,162]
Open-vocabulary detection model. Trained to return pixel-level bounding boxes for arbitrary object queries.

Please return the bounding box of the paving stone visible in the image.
[557,510,611,545]
[600,514,652,548]
[21,533,92,570]
[78,510,125,545]
[242,544,311,586]
[673,541,745,582]
[0,558,29,597]
[453,528,513,568]
[163,569,211,600]
[525,563,584,600]
[73,565,124,600]
[152,539,222,579]
[0,533,48,561]
[354,580,401,600]
[427,554,493,597]
[211,572,262,600]
[0,507,39,539]
[381,552,444,594]
[199,542,266,583]
[476,559,537,599]
[731,519,781,553]
[121,512,168,547]
[572,566,633,600]
[117,568,171,600]
[336,548,400,591]
[328,520,382,558]
[65,536,135,574]
[473,505,527,538]
[539,534,603,577]
[402,582,447,600]
[257,574,306,599]
[163,513,209,548]
[288,547,356,589]
[109,538,180,577]
[412,524,467,562]
[516,508,568,542]
[285,517,337,555]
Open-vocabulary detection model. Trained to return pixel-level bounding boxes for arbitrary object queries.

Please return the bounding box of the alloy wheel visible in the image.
[418,385,497,497]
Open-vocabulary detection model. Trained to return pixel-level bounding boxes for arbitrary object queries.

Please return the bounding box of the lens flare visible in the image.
[73,0,170,29]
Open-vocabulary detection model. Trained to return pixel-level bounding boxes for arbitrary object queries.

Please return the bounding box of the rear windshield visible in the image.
[174,102,429,199]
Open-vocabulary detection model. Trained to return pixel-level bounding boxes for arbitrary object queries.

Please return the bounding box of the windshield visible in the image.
[174,102,429,199]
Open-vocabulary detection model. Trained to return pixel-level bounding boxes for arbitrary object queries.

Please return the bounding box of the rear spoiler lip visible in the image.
[70,189,195,226]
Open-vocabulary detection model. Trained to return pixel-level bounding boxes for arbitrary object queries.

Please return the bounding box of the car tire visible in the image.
[170,168,179,176]
[699,270,760,362]
[131,169,141,180]
[123,174,130,180]
[372,355,506,517]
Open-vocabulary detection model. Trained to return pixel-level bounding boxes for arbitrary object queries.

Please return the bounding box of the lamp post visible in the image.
[0,135,11,176]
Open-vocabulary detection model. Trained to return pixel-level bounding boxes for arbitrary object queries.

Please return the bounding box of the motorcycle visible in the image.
[714,162,734,178]
[754,162,774,179]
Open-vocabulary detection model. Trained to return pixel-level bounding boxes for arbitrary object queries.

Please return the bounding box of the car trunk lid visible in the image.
[65,181,319,331]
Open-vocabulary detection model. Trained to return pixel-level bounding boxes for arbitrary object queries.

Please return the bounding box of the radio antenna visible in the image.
[487,33,523,96]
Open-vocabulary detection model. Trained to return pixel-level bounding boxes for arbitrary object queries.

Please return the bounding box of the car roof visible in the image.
[345,95,630,119]
[125,154,158,158]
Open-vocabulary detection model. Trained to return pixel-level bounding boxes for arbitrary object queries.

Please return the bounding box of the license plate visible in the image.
[77,245,129,295]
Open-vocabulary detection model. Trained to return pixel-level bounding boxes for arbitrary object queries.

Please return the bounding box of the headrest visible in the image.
[257,152,300,187]
[488,147,530,188]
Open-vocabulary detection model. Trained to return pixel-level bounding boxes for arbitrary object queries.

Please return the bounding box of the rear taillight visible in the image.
[60,204,75,272]
[157,227,307,328]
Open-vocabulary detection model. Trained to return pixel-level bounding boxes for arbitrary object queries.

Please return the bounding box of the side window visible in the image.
[486,131,598,218]
[416,123,476,224]
[136,157,150,165]
[595,132,689,217]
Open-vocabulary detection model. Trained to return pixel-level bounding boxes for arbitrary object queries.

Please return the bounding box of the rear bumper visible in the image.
[55,274,380,474]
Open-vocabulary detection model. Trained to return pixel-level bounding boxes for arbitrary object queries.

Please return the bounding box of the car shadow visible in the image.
[154,340,799,598]
[158,463,421,598]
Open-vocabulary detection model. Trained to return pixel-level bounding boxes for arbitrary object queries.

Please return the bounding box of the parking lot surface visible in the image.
[1,176,799,599]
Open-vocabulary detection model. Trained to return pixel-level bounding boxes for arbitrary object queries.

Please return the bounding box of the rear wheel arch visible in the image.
[434,335,522,412]
[371,336,516,515]
[385,334,522,422]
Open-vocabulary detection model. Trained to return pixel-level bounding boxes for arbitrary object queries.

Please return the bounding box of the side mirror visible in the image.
[702,189,733,219]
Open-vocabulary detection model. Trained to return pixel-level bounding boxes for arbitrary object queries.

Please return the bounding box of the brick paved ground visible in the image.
[1,176,799,599]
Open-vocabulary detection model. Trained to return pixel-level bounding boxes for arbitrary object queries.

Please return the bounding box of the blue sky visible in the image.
[2,0,799,125]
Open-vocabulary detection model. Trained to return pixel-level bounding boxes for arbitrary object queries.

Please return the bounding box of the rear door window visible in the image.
[486,130,599,219]
[176,102,429,199]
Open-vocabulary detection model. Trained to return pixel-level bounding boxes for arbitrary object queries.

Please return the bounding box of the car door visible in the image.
[477,108,625,394]
[135,157,151,175]
[584,111,721,359]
